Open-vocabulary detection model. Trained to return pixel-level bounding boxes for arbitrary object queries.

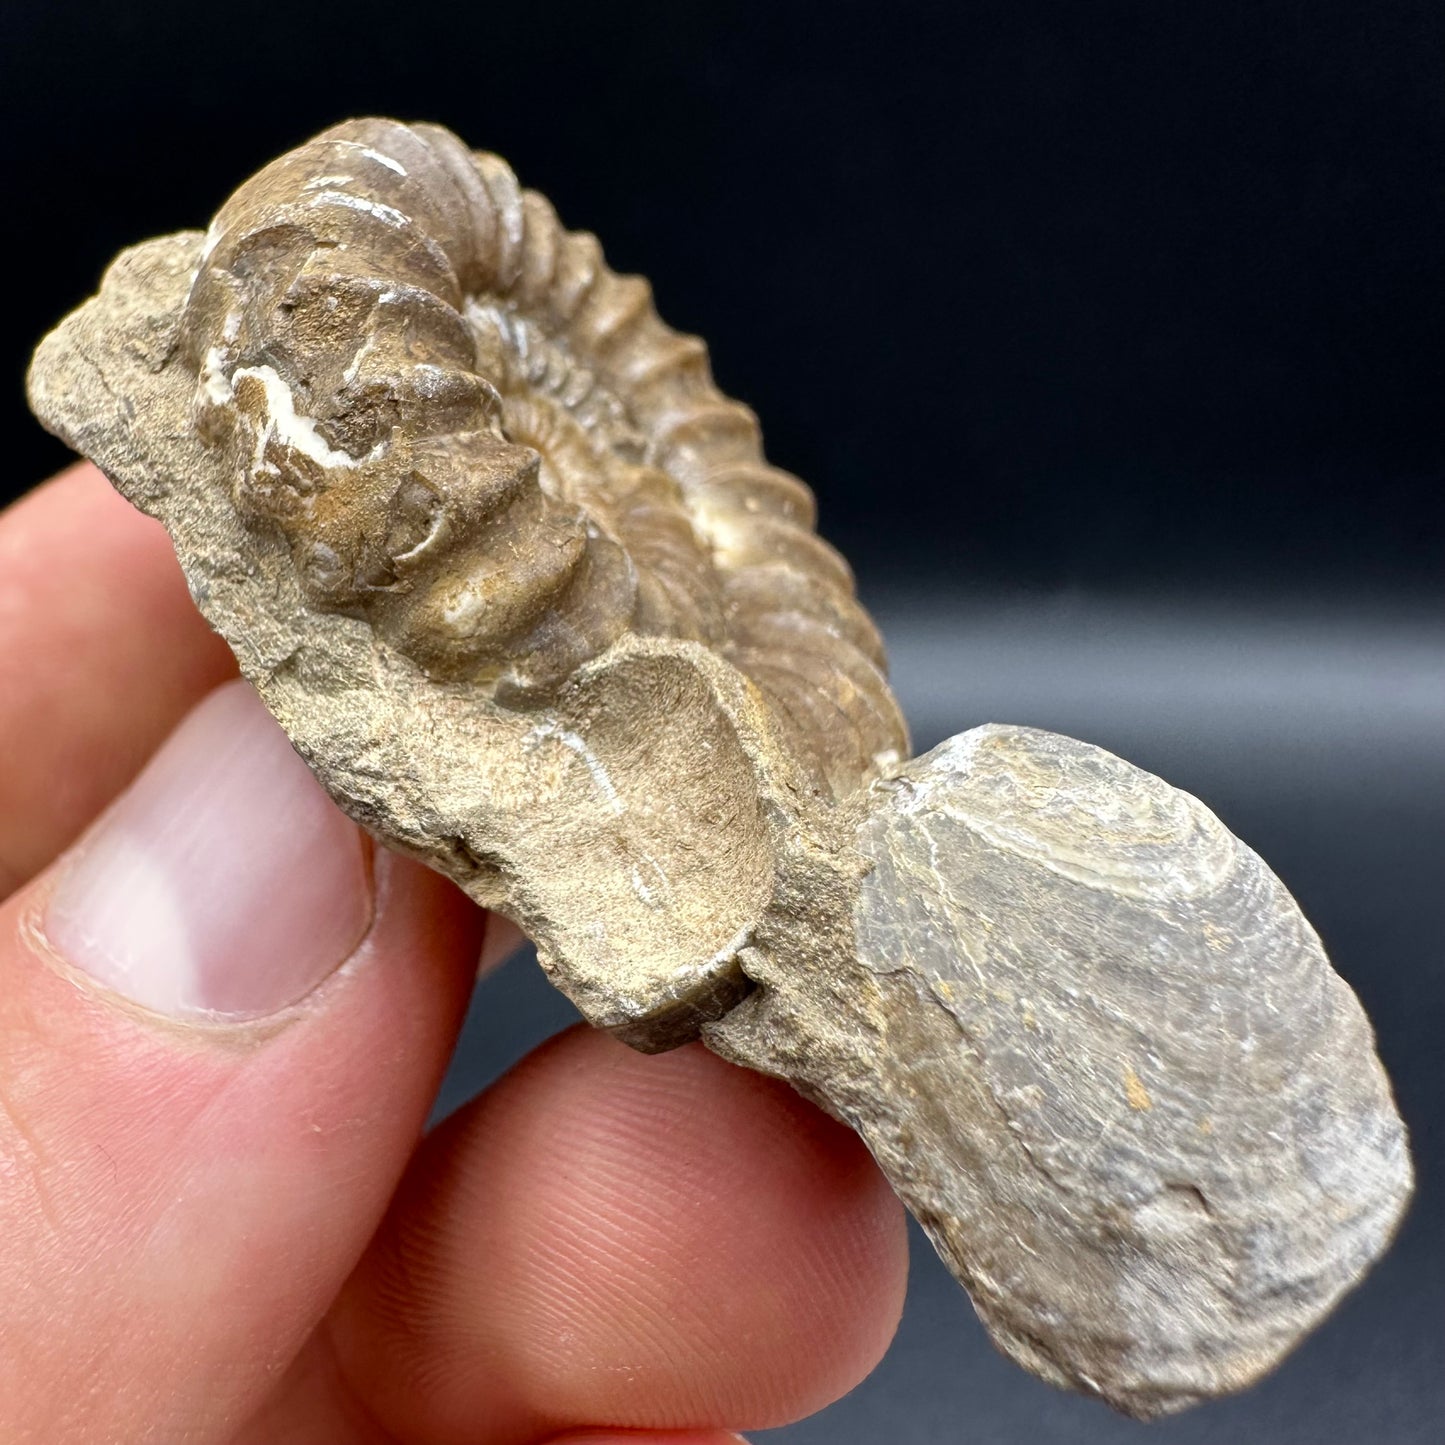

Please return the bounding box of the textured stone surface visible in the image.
[27,118,1411,1417]
[710,726,1410,1414]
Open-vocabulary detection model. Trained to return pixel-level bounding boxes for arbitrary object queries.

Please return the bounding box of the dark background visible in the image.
[4,2,1441,1440]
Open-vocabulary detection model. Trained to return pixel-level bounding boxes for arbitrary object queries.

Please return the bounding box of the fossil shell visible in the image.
[25,117,902,1048]
[26,119,1411,1420]
[177,117,905,797]
[714,724,1412,1415]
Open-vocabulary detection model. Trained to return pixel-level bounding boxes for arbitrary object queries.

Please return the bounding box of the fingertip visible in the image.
[335,1024,908,1442]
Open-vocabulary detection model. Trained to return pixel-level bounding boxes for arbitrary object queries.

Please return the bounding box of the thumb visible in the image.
[0,679,486,1442]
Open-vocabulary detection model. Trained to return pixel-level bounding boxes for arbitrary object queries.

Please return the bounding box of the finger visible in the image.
[0,462,236,896]
[329,1025,909,1445]
[0,679,487,1443]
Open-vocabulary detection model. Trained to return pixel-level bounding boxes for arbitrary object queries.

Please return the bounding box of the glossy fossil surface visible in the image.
[179,118,904,796]
[27,118,1411,1419]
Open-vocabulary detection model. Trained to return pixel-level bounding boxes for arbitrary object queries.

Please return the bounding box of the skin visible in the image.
[0,463,909,1444]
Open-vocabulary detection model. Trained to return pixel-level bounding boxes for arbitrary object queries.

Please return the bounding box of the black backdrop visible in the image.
[7,0,1445,591]
[4,3,1442,1442]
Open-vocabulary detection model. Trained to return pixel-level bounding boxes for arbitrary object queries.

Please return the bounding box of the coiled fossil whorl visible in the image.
[179,117,904,797]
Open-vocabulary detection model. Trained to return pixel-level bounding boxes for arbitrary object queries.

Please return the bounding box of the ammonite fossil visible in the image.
[27,118,1412,1419]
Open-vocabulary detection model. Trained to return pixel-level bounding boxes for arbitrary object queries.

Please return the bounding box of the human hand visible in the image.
[0,464,907,1444]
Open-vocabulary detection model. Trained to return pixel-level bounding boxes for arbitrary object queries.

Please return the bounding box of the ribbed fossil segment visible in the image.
[178,116,905,791]
[27,118,1411,1420]
[23,227,816,1052]
[840,725,1412,1415]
